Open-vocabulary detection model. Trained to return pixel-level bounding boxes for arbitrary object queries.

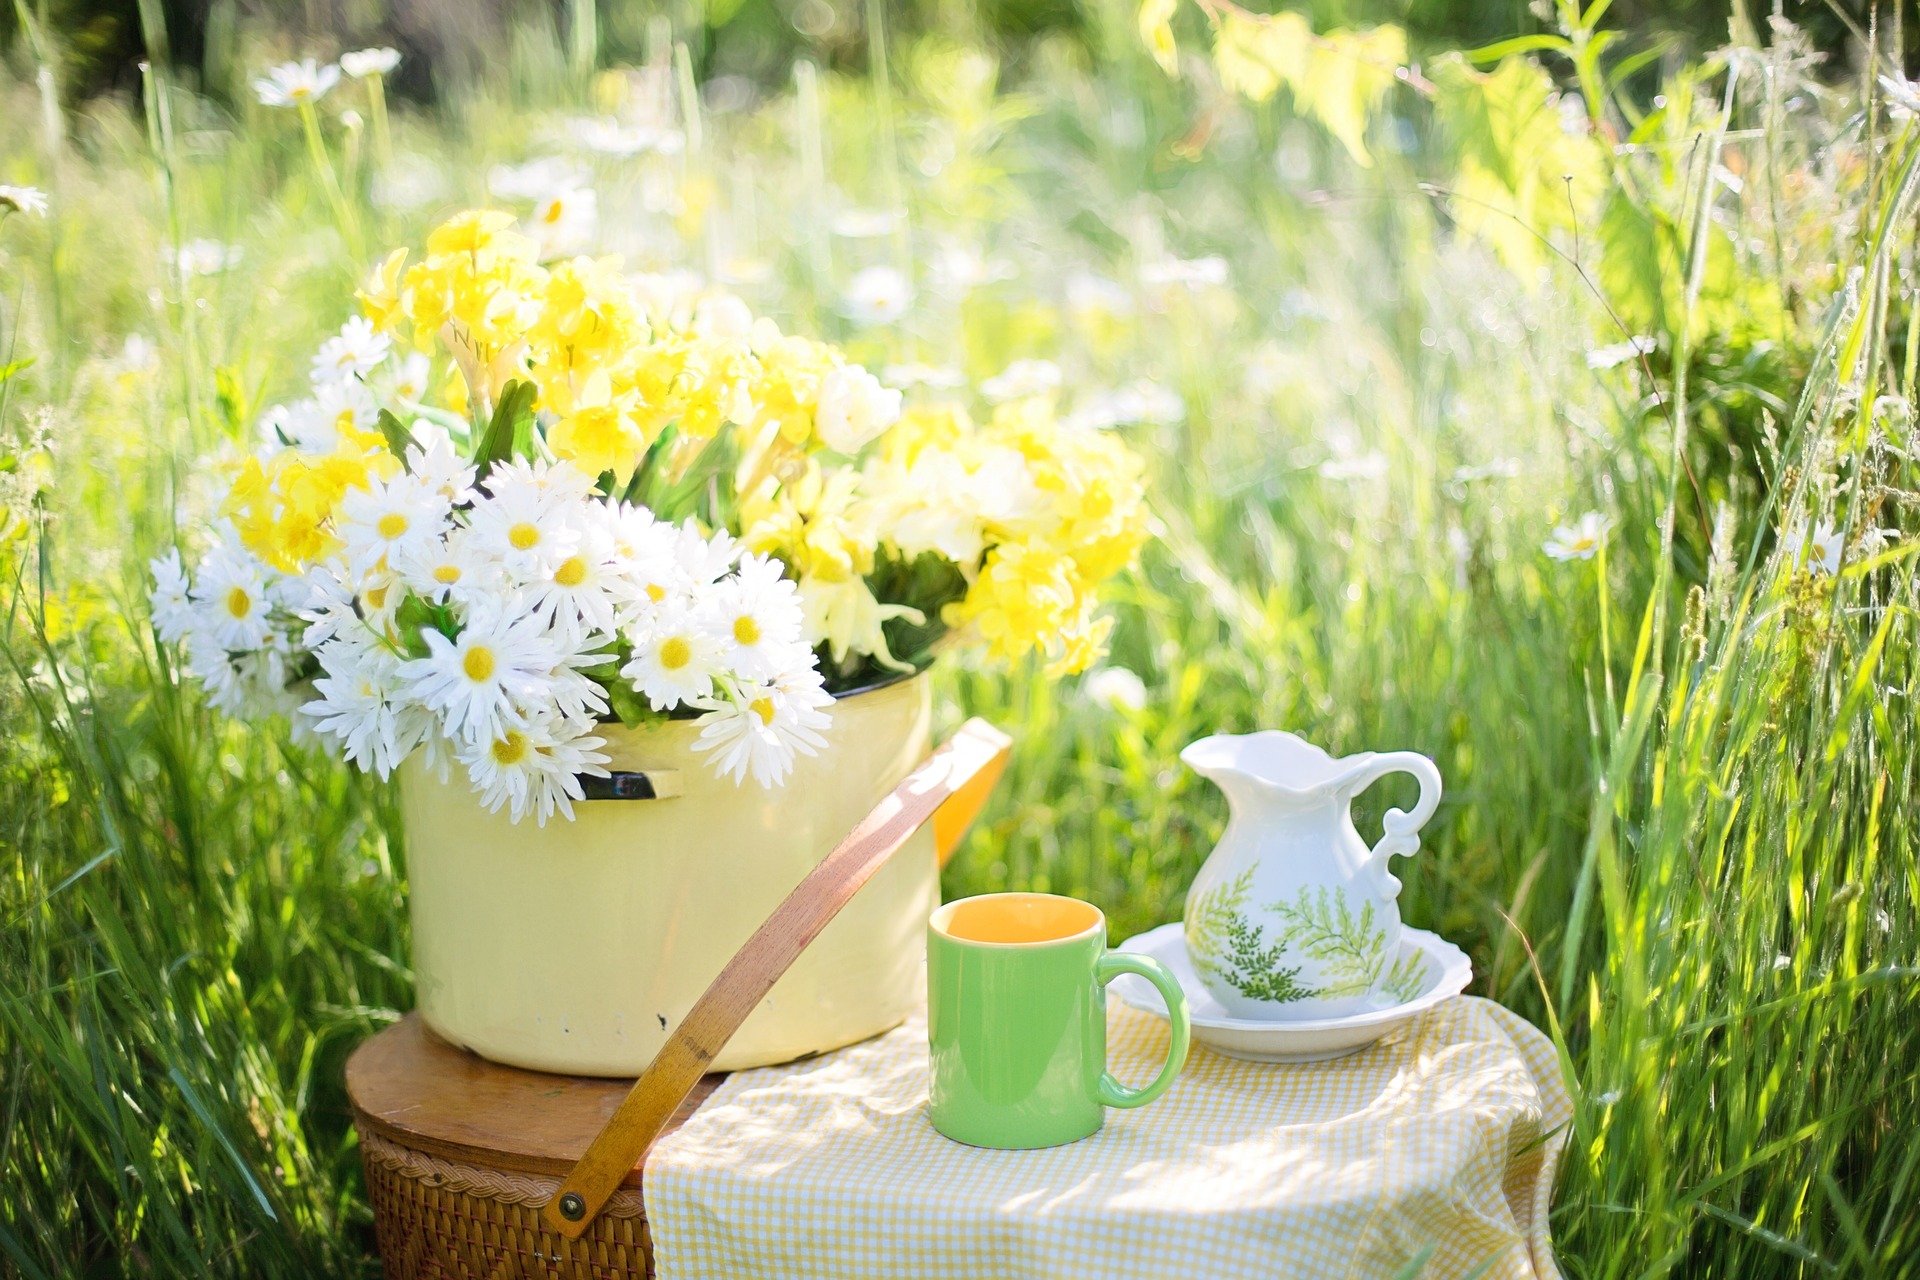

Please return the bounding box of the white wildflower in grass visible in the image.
[1544,511,1613,561]
[148,550,196,644]
[1067,271,1132,318]
[839,266,913,327]
[176,239,241,276]
[193,536,276,651]
[830,208,900,238]
[466,461,586,582]
[1139,255,1228,290]
[1792,520,1845,576]
[1068,380,1184,431]
[926,243,1012,292]
[337,470,452,576]
[457,712,609,826]
[488,157,589,200]
[339,47,401,78]
[1586,336,1657,370]
[881,362,966,391]
[399,606,562,743]
[703,553,807,680]
[981,358,1062,404]
[622,603,725,711]
[1085,666,1149,713]
[813,364,903,453]
[312,316,393,384]
[527,187,597,255]
[0,185,48,217]
[568,116,683,156]
[691,664,833,787]
[253,59,341,108]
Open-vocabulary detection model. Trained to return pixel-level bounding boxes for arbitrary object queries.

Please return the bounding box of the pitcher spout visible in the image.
[1180,730,1375,812]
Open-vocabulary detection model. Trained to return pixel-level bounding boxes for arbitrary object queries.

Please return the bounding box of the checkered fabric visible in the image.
[645,995,1570,1280]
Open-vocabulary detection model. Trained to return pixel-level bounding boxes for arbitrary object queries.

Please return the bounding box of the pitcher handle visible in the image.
[1350,752,1443,898]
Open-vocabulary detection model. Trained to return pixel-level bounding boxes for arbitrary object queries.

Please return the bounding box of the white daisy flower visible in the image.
[487,157,590,201]
[337,470,453,576]
[402,423,477,506]
[567,116,683,156]
[671,521,738,588]
[293,561,362,648]
[192,536,276,651]
[313,316,393,385]
[302,633,426,778]
[340,47,401,78]
[621,603,724,711]
[382,351,432,405]
[465,461,587,582]
[1544,512,1612,562]
[1085,666,1149,713]
[0,185,48,217]
[690,664,832,788]
[527,508,638,646]
[176,239,241,276]
[392,527,499,608]
[528,187,597,256]
[148,549,197,644]
[813,364,902,454]
[253,59,342,109]
[458,712,609,826]
[980,358,1062,404]
[398,606,562,743]
[839,265,912,327]
[703,553,807,681]
[1793,520,1845,576]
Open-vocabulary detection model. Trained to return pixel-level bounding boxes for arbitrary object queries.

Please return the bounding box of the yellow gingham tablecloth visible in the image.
[645,995,1570,1279]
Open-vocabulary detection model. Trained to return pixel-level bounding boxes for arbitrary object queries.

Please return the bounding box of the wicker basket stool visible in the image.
[349,1014,722,1279]
[348,721,1011,1279]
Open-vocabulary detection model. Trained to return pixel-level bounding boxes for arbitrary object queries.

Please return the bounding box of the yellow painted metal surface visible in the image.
[401,676,937,1075]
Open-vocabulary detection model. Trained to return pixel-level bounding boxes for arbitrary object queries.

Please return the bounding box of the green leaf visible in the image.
[213,365,248,439]
[471,379,538,479]
[392,594,444,658]
[0,356,35,385]
[377,409,419,463]
[607,680,651,729]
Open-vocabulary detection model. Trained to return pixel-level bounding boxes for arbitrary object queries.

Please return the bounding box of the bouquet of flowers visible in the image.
[152,210,1148,822]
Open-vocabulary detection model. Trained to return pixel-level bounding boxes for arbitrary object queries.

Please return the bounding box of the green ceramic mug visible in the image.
[927,892,1192,1149]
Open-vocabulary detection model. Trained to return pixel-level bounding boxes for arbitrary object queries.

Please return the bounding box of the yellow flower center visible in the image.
[750,697,776,726]
[224,586,252,619]
[554,556,588,587]
[646,583,666,602]
[733,615,761,646]
[543,200,566,225]
[491,731,528,765]
[433,564,462,584]
[377,512,409,539]
[364,584,389,609]
[508,522,540,550]
[463,646,496,682]
[658,636,692,670]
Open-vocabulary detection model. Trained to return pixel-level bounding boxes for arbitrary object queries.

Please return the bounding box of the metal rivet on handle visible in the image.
[558,1192,586,1221]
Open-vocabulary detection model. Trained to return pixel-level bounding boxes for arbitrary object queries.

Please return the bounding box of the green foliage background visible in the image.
[2,1,1918,1277]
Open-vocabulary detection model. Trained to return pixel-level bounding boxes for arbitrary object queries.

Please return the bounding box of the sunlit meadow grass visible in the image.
[2,8,1917,1277]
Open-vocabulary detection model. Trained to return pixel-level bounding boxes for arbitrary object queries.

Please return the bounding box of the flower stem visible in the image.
[298,101,361,260]
[366,73,393,180]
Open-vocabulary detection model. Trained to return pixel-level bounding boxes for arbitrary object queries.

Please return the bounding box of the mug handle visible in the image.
[1093,953,1191,1109]
[1350,752,1444,899]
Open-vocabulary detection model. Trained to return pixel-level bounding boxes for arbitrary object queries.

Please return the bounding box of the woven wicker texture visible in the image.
[358,1124,656,1279]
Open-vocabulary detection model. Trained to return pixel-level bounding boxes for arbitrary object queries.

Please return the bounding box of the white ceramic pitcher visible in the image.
[1180,731,1443,1021]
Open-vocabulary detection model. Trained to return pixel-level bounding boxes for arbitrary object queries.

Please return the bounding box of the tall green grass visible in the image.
[1,7,1916,1277]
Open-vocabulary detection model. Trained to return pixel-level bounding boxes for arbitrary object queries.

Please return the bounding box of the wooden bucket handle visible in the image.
[541,717,1013,1238]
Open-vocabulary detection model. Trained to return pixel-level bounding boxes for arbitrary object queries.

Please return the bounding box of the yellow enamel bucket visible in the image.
[400,674,937,1075]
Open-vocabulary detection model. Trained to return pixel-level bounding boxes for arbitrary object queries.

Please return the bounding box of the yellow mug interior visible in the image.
[932,893,1103,945]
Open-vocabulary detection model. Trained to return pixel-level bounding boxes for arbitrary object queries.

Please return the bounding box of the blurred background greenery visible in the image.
[4,0,1919,1277]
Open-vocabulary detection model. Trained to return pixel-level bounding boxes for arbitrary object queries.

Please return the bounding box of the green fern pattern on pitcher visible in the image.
[1264,885,1391,999]
[1379,950,1428,1005]
[1186,869,1319,1004]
